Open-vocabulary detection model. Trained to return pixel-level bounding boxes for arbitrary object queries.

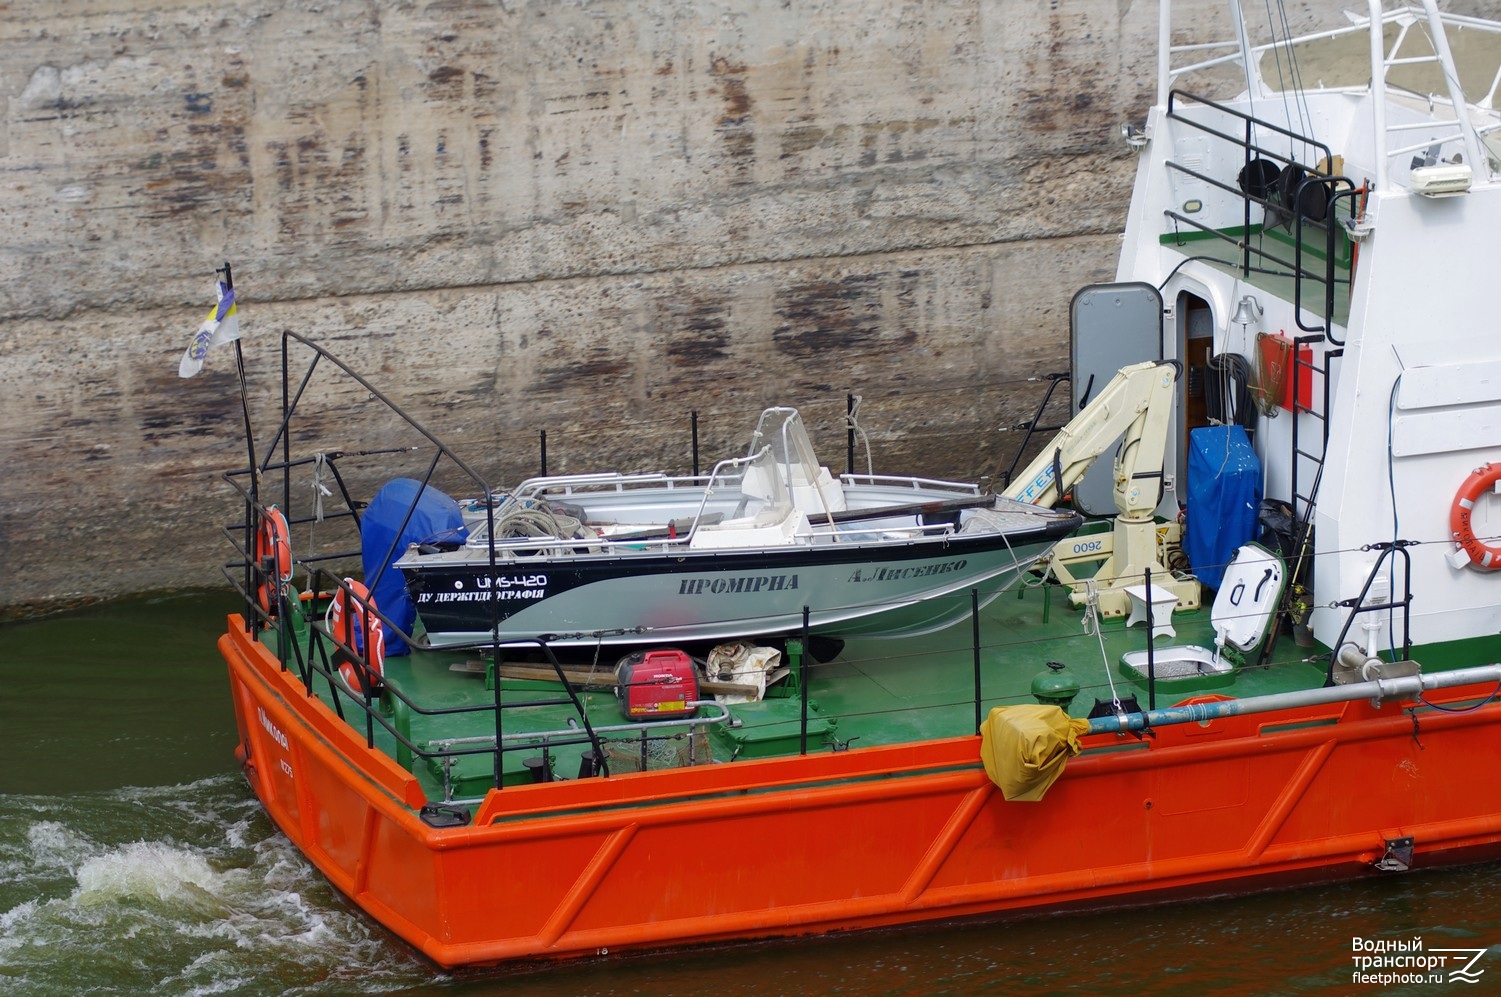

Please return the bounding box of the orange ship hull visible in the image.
[221,617,1501,968]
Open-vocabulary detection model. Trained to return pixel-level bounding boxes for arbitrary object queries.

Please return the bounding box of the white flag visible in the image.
[177,280,241,378]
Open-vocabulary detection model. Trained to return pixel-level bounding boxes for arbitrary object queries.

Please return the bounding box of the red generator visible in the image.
[615,649,700,721]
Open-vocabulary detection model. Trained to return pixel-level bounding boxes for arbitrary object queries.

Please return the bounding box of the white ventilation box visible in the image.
[1410,162,1472,197]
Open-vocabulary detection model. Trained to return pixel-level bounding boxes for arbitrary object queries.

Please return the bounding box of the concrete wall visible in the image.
[0,0,1189,617]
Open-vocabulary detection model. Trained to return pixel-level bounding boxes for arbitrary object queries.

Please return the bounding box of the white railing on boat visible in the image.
[512,470,718,497]
[466,449,773,549]
[461,454,990,555]
[839,472,985,496]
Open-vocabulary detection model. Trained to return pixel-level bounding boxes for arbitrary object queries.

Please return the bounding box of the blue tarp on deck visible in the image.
[1185,426,1261,591]
[361,478,467,655]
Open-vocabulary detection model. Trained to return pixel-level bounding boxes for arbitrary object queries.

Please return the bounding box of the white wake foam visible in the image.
[0,776,438,995]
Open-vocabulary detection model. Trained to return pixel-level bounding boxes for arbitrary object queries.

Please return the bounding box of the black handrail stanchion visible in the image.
[1145,568,1157,713]
[799,607,811,755]
[972,589,983,733]
[274,585,288,672]
[360,588,378,750]
[492,645,505,789]
[539,429,548,477]
[691,410,700,477]
[1242,118,1253,276]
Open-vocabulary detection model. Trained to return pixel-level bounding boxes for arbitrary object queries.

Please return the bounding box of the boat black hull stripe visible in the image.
[405,527,1069,646]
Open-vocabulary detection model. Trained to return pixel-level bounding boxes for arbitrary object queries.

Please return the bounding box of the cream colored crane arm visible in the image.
[999,359,1180,517]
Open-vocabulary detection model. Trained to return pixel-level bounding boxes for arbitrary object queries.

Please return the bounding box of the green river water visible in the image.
[2,591,1498,995]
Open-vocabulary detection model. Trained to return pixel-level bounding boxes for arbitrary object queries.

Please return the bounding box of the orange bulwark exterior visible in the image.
[221,617,1501,969]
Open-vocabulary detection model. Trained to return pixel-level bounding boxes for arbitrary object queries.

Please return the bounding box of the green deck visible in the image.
[268,571,1337,807]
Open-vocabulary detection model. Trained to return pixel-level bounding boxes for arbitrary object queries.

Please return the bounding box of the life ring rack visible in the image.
[254,506,293,614]
[1450,463,1501,570]
[327,578,386,695]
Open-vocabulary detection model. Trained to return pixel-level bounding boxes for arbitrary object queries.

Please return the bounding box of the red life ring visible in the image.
[254,507,293,614]
[328,578,386,693]
[1450,463,1501,570]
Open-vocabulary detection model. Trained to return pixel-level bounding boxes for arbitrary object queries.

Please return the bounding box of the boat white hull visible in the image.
[406,528,1072,649]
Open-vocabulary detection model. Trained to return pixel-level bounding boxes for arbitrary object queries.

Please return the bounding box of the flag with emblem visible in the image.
[177,278,240,377]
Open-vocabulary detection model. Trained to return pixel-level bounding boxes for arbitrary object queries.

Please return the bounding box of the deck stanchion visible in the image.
[362,597,378,750]
[972,588,983,733]
[222,262,259,636]
[539,429,548,477]
[492,646,504,790]
[275,586,290,673]
[487,484,505,790]
[691,410,700,477]
[1241,119,1253,276]
[241,498,256,633]
[1145,568,1157,712]
[799,606,811,755]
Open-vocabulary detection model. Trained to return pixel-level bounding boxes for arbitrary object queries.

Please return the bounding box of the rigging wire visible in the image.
[1081,579,1124,714]
[1263,0,1318,165]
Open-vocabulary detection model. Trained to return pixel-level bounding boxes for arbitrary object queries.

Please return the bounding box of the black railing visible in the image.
[1163,89,1358,342]
[1324,543,1417,687]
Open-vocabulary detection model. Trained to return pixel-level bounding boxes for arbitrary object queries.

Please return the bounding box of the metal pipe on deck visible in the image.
[1087,663,1501,735]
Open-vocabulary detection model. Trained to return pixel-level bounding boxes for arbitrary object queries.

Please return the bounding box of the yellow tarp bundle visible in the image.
[979,704,1091,802]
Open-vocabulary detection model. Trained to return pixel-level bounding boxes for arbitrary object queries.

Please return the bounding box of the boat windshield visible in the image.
[741,408,839,517]
[745,408,820,472]
[724,442,796,519]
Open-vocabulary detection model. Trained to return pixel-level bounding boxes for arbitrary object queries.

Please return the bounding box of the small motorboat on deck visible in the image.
[389,406,1081,649]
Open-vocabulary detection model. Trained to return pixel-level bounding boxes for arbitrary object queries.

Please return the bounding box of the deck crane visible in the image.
[1000,359,1198,614]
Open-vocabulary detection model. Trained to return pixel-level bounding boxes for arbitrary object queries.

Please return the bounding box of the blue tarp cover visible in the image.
[1185,426,1261,591]
[361,478,466,655]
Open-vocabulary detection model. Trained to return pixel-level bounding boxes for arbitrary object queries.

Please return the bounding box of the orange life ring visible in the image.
[254,507,293,614]
[1450,463,1501,570]
[328,578,386,693]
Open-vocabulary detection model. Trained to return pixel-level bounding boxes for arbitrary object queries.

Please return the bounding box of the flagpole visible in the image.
[222,261,259,511]
[222,261,263,630]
